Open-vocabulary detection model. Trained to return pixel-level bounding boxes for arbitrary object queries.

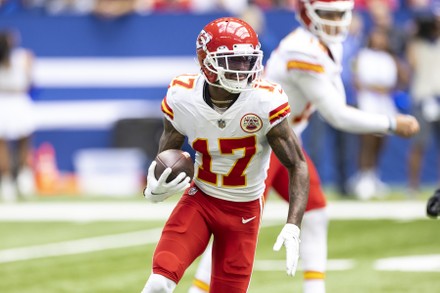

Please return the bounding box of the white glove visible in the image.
[273,223,301,277]
[143,161,191,203]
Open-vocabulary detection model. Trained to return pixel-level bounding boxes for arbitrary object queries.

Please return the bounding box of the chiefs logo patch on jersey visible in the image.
[240,113,262,133]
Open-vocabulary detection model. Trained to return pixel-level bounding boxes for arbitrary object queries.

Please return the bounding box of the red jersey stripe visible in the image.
[161,97,174,120]
[269,103,290,124]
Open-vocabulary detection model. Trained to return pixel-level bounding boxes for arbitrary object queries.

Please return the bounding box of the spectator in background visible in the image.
[0,30,36,202]
[406,0,432,11]
[190,0,248,14]
[93,0,137,18]
[368,0,408,56]
[43,0,94,15]
[135,0,248,14]
[349,28,401,200]
[29,0,138,17]
[406,12,440,195]
[355,0,399,11]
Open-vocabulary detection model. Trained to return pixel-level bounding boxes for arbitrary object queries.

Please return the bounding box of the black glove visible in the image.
[427,189,440,218]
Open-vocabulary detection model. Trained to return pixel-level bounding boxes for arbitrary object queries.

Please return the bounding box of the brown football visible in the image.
[154,149,194,183]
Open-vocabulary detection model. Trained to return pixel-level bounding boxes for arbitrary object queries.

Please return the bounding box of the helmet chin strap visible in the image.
[204,74,250,94]
[219,79,247,94]
[224,88,242,94]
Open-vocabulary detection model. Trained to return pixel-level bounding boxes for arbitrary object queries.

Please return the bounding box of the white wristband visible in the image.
[388,116,397,133]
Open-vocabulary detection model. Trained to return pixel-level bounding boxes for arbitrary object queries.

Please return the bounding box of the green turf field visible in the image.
[0,215,439,293]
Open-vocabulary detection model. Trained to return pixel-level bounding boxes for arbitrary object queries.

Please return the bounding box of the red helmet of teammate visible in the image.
[196,17,263,93]
[298,0,354,44]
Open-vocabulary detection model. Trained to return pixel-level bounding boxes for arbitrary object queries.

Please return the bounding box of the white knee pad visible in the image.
[141,273,176,293]
[300,208,328,272]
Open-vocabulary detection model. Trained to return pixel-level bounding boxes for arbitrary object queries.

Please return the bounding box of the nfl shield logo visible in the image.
[217,119,226,129]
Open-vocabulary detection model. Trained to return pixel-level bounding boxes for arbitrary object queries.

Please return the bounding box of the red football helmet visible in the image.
[196,17,263,93]
[298,0,354,44]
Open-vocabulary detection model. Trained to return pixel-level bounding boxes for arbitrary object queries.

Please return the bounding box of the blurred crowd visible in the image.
[0,0,439,17]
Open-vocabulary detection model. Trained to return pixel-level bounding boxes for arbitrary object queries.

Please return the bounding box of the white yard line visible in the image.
[0,229,162,264]
[2,230,438,273]
[0,203,440,272]
[374,255,440,272]
[0,222,276,264]
[0,222,357,272]
[0,201,429,222]
[254,259,356,271]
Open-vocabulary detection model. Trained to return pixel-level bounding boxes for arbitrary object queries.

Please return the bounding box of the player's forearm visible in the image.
[317,103,391,134]
[286,160,309,226]
[158,119,185,152]
[267,120,309,225]
[294,72,392,134]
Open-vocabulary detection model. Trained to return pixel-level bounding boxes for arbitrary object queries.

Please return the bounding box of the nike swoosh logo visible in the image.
[242,216,257,224]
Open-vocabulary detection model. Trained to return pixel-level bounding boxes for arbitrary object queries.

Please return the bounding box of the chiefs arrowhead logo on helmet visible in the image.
[196,29,211,50]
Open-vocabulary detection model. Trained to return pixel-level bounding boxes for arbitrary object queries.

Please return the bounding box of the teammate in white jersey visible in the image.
[141,17,309,293]
[188,1,419,293]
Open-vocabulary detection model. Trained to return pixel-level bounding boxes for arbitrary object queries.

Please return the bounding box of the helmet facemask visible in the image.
[304,0,354,44]
[203,44,263,94]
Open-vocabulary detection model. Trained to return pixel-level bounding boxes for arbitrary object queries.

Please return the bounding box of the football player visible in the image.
[427,189,440,218]
[141,17,309,293]
[189,1,420,293]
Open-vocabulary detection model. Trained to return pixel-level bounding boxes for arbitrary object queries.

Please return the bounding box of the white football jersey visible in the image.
[265,27,345,135]
[265,27,391,135]
[161,74,290,202]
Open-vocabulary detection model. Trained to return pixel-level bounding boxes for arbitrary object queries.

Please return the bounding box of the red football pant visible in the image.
[264,150,326,211]
[152,186,263,293]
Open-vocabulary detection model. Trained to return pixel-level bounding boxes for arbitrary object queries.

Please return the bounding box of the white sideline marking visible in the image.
[35,57,198,87]
[0,222,276,264]
[0,201,429,222]
[254,259,355,271]
[0,229,162,264]
[0,224,438,273]
[374,255,440,272]
[35,100,162,130]
[0,223,354,270]
[0,223,271,264]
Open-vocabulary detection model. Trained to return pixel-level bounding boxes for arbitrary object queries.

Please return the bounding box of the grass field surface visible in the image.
[0,191,439,293]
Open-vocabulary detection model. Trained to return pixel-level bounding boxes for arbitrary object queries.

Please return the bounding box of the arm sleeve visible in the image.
[161,91,186,136]
[290,71,392,134]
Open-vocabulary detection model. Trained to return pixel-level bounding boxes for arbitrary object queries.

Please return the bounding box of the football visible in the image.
[154,149,194,183]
